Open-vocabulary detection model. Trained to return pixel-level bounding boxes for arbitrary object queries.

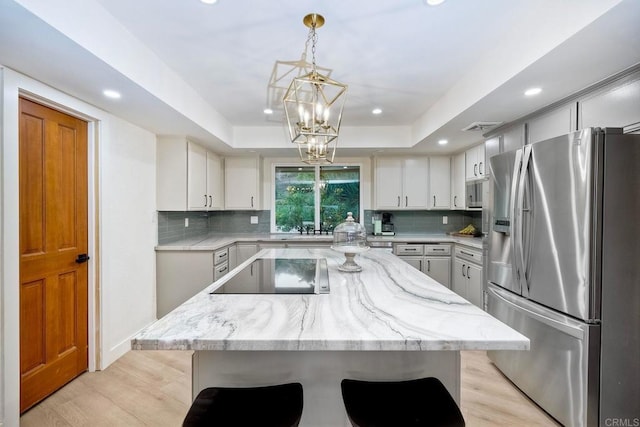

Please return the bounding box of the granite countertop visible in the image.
[132,248,528,352]
[155,232,483,251]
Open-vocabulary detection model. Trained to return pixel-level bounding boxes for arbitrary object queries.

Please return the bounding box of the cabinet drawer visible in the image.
[425,244,451,256]
[395,244,424,256]
[455,246,482,264]
[214,248,229,265]
[214,261,229,281]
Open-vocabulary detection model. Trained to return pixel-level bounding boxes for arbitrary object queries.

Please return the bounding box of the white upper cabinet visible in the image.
[187,142,208,210]
[527,105,576,145]
[428,157,450,210]
[225,157,261,210]
[579,77,640,131]
[157,137,224,211]
[375,157,428,209]
[207,152,224,210]
[465,144,486,181]
[450,152,466,210]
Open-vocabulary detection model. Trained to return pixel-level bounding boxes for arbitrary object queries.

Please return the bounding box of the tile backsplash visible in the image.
[362,210,482,235]
[157,210,270,244]
[158,209,483,244]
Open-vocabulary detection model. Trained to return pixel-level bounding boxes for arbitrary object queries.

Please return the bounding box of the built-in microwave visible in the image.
[466,181,483,209]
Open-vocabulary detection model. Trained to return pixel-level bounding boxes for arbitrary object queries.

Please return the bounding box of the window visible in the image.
[274,165,361,233]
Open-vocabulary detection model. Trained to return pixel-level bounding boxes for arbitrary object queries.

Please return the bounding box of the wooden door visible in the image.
[19,97,89,413]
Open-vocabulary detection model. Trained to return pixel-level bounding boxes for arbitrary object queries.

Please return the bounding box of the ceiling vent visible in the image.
[461,121,503,132]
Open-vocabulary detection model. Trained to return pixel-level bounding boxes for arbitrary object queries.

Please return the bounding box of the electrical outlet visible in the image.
[442,216,448,225]
[250,216,259,224]
[185,218,189,227]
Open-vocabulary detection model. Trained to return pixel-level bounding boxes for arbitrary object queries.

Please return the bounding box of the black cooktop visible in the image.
[211,258,330,295]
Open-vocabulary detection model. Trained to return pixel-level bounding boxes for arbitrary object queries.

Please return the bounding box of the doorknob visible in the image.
[75,254,90,264]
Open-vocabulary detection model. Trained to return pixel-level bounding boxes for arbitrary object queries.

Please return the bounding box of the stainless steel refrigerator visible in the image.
[486,128,640,427]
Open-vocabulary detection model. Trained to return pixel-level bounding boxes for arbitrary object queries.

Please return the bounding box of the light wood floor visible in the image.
[21,350,559,426]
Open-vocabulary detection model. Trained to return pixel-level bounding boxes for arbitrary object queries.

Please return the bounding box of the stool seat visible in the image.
[341,377,465,427]
[183,382,303,427]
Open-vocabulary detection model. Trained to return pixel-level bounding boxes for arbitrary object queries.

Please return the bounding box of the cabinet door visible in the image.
[207,151,224,209]
[403,158,429,209]
[424,257,451,288]
[580,78,640,131]
[225,157,260,210]
[428,157,450,209]
[451,152,465,210]
[528,106,575,145]
[187,142,208,210]
[232,244,259,292]
[157,138,188,211]
[399,256,423,272]
[375,157,403,209]
[465,147,477,181]
[453,258,467,299]
[156,251,214,318]
[466,263,483,308]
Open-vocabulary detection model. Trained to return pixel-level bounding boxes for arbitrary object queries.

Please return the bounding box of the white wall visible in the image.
[0,67,157,427]
[98,117,157,367]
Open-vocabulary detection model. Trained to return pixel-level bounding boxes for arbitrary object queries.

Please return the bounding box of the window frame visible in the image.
[270,162,364,233]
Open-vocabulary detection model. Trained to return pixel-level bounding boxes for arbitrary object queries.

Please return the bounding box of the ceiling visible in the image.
[1,0,639,156]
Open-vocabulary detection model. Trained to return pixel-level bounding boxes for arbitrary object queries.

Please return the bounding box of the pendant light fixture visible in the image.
[283,13,348,165]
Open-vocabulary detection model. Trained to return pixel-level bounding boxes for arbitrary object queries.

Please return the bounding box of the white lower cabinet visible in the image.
[156,251,214,318]
[394,243,451,288]
[424,257,451,288]
[452,245,483,308]
[229,243,259,293]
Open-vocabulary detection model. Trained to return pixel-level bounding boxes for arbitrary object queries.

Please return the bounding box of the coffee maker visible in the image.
[381,212,395,235]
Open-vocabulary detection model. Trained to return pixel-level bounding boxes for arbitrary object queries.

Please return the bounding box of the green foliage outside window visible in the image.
[275,166,360,233]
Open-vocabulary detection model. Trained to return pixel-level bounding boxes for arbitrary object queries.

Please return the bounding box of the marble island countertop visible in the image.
[156,232,483,251]
[133,248,528,352]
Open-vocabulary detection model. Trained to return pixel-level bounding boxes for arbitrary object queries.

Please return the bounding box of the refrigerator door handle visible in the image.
[515,145,532,294]
[488,284,586,340]
[510,149,523,291]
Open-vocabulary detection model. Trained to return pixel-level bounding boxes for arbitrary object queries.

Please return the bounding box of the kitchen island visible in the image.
[133,248,528,426]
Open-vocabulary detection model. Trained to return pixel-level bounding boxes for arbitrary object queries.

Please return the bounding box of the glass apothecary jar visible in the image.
[331,212,369,272]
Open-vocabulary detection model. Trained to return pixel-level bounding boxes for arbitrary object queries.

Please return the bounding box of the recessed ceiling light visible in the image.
[438,139,448,145]
[263,108,273,115]
[200,0,218,4]
[103,89,121,99]
[524,87,542,96]
[372,108,382,115]
[425,0,445,5]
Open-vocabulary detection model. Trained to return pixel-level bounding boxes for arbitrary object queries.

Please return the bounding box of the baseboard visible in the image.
[101,320,157,370]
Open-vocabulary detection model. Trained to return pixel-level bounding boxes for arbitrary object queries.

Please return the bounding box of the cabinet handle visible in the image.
[433,195,436,206]
[405,196,408,207]
[454,195,457,207]
[419,260,423,271]
[427,260,431,272]
[474,164,478,176]
[203,195,207,207]
[218,266,228,274]
[433,248,445,251]
[479,161,484,175]
[462,264,466,277]
[405,248,417,251]
[467,266,471,279]
[209,195,212,207]
[251,196,254,208]
[397,196,400,207]
[460,250,475,257]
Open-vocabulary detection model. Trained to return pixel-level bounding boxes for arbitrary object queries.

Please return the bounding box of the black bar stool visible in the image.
[341,377,465,427]
[183,382,303,427]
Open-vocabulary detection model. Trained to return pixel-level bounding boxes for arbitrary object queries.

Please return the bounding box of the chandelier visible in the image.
[283,13,347,165]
